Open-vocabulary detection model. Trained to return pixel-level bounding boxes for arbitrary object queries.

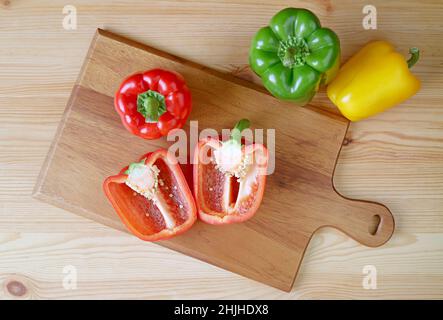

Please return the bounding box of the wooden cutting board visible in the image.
[33,29,394,292]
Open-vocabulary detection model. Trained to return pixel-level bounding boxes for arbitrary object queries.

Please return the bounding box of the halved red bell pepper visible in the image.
[103,149,197,241]
[115,69,192,140]
[193,119,268,224]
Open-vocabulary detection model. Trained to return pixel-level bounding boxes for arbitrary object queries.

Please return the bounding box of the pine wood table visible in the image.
[0,0,442,299]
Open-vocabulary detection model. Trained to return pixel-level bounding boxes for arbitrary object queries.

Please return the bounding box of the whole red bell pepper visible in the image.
[103,149,197,241]
[115,69,192,139]
[193,119,268,224]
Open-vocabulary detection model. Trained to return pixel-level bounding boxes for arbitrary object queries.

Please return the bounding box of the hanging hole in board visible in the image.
[369,214,381,235]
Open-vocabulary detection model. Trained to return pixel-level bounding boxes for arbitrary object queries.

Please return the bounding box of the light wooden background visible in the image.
[1,0,442,299]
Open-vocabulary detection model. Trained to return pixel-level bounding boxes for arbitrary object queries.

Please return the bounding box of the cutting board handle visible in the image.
[322,190,395,247]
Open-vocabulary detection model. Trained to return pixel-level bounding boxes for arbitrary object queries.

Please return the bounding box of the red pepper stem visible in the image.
[124,159,146,175]
[407,47,420,69]
[145,97,159,121]
[137,90,166,123]
[230,119,250,145]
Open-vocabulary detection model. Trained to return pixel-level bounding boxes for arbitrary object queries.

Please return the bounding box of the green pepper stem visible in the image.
[231,119,250,144]
[137,90,167,123]
[407,47,420,68]
[277,36,310,68]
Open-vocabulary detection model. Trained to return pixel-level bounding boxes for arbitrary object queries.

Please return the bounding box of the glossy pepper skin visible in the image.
[193,120,268,225]
[103,149,197,241]
[115,69,192,139]
[327,41,421,121]
[249,7,340,106]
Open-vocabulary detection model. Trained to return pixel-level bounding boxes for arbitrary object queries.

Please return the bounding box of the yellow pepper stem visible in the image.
[407,48,420,69]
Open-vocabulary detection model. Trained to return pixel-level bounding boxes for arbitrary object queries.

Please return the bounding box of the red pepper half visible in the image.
[103,149,197,241]
[115,69,192,139]
[193,119,269,224]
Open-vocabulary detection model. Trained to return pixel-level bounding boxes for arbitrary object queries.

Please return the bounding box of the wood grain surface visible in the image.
[33,30,394,291]
[0,0,442,299]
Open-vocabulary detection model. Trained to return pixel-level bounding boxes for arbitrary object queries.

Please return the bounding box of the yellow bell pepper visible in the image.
[327,41,421,121]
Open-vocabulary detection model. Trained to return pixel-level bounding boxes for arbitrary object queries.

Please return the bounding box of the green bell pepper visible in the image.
[249,8,341,106]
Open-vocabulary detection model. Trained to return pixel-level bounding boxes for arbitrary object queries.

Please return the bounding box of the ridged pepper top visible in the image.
[249,8,341,106]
